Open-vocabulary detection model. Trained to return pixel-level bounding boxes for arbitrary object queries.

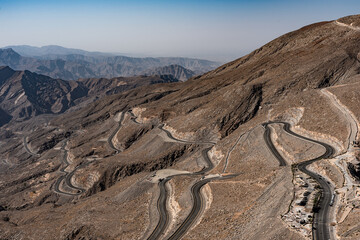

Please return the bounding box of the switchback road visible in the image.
[147,148,216,240]
[146,121,218,240]
[263,121,334,240]
[53,141,88,196]
[167,174,238,240]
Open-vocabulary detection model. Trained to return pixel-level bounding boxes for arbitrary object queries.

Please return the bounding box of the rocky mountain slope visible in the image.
[0,47,219,80]
[0,66,178,125]
[141,64,196,81]
[1,15,360,240]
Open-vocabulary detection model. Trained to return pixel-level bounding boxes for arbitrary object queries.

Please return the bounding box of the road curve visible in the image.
[107,112,125,154]
[167,174,238,240]
[262,123,287,166]
[264,121,334,240]
[64,161,92,194]
[23,136,40,157]
[159,124,217,145]
[128,110,141,124]
[53,141,89,196]
[53,141,81,196]
[55,112,125,196]
[147,178,173,240]
[146,148,215,240]
[134,110,237,240]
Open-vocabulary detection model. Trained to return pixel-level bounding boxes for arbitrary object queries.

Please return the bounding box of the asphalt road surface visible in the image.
[146,149,216,240]
[53,141,88,196]
[262,123,287,166]
[263,121,334,240]
[167,174,238,240]
[53,141,82,196]
[159,124,216,145]
[107,112,125,154]
[55,111,125,196]
[23,136,40,157]
[146,123,217,240]
[147,178,172,240]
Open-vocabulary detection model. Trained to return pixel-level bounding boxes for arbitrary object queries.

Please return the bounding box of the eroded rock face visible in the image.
[0,67,179,126]
[0,66,88,122]
[141,64,196,81]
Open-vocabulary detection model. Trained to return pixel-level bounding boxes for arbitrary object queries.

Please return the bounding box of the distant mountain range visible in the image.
[0,66,178,126]
[0,46,221,80]
[3,45,116,58]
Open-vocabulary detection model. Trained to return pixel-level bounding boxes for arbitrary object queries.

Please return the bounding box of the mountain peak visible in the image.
[0,48,21,57]
[0,66,15,81]
[0,65,13,71]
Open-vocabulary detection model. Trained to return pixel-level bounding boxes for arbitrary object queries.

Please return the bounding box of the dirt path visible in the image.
[320,89,359,151]
[334,20,360,31]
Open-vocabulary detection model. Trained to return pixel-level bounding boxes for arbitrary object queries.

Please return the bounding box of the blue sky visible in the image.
[0,0,359,61]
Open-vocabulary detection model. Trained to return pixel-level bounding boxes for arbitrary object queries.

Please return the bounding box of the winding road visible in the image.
[146,120,220,240]
[55,111,126,196]
[53,141,89,196]
[159,124,216,145]
[107,112,125,154]
[147,178,173,240]
[51,105,337,239]
[167,174,238,240]
[262,123,287,166]
[54,111,127,196]
[146,148,216,239]
[53,141,84,196]
[263,121,334,240]
[23,136,39,157]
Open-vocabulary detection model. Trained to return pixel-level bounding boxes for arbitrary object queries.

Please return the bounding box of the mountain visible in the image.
[0,46,221,80]
[0,107,12,126]
[0,48,22,66]
[141,64,196,81]
[3,45,115,58]
[0,66,87,122]
[0,66,178,125]
[1,15,360,240]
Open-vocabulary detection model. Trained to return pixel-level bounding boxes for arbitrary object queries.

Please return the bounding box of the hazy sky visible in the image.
[0,0,359,61]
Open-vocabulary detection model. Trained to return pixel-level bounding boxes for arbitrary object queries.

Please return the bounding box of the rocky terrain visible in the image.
[141,64,196,82]
[1,14,360,240]
[0,66,178,125]
[0,47,219,80]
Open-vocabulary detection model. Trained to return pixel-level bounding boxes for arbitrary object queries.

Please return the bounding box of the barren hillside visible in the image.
[1,15,360,240]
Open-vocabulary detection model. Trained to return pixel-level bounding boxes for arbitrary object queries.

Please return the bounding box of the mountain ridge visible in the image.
[3,45,115,57]
[0,46,220,80]
[141,64,196,81]
[0,66,179,126]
